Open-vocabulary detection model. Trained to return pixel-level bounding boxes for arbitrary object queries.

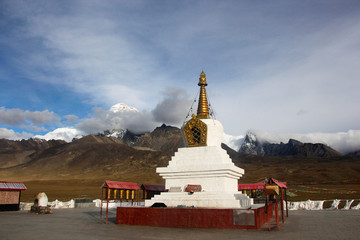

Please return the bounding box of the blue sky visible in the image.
[1,0,360,152]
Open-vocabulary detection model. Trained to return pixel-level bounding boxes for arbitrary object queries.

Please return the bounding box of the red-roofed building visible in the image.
[103,181,140,190]
[141,184,165,199]
[100,181,141,224]
[0,181,27,211]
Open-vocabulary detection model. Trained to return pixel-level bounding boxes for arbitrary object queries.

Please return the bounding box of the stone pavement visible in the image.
[0,208,359,240]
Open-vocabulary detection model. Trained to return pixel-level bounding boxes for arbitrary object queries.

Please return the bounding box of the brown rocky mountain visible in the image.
[133,124,184,152]
[0,138,66,168]
[347,150,360,157]
[262,139,343,157]
[0,138,66,152]
[0,135,170,183]
[239,132,343,157]
[0,126,359,185]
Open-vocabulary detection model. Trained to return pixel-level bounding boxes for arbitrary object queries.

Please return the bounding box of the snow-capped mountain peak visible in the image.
[110,103,138,113]
[239,131,265,155]
[34,127,85,142]
[99,129,127,139]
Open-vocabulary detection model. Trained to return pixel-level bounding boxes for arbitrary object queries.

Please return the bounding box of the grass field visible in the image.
[19,179,360,204]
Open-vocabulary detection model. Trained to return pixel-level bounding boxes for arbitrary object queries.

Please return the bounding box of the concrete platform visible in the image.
[0,208,359,240]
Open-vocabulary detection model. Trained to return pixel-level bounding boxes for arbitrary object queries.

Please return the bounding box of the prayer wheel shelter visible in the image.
[238,182,266,198]
[0,181,27,211]
[264,178,288,230]
[141,184,165,199]
[239,178,288,230]
[100,181,140,224]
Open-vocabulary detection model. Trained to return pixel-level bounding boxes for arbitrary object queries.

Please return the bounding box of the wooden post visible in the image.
[281,188,285,223]
[100,187,104,223]
[106,188,110,224]
[285,188,289,217]
[275,201,280,230]
[267,195,271,231]
[18,191,22,211]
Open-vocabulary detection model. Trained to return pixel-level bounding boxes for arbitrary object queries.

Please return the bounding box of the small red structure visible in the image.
[185,184,202,193]
[140,184,165,199]
[238,182,266,198]
[264,178,288,230]
[100,181,140,224]
[0,181,27,211]
[239,178,288,231]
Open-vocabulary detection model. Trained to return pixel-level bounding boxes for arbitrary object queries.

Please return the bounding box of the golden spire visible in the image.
[197,71,210,119]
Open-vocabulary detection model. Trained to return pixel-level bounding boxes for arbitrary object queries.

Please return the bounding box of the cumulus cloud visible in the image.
[64,115,78,123]
[74,88,191,135]
[2,1,359,148]
[0,107,60,129]
[2,0,166,109]
[0,128,33,140]
[152,88,192,125]
[252,129,360,154]
[76,108,157,135]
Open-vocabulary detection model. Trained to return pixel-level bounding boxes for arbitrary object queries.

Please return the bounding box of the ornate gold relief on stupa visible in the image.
[183,114,207,147]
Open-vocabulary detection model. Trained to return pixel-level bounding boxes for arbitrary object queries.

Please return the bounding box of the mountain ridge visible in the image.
[239,132,343,157]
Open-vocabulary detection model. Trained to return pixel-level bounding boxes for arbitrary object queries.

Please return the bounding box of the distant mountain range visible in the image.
[0,124,359,166]
[97,126,350,158]
[28,103,359,154]
[239,132,343,158]
[1,125,360,185]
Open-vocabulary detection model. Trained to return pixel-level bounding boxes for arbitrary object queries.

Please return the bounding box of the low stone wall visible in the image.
[287,199,360,210]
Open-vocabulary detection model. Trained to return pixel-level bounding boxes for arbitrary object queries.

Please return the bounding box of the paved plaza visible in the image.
[0,208,359,240]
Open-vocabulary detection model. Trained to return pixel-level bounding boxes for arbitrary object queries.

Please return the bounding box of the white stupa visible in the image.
[145,71,252,208]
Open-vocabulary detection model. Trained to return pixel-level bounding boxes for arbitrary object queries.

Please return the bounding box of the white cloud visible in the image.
[0,107,60,128]
[64,115,78,123]
[152,88,192,125]
[215,13,360,135]
[3,1,168,109]
[76,108,157,135]
[0,128,33,140]
[2,1,360,146]
[76,88,192,134]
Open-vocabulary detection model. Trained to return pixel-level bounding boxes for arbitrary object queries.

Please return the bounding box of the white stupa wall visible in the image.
[199,119,223,147]
[158,145,243,193]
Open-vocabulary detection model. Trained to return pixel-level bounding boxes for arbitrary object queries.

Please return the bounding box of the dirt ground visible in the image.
[19,179,360,203]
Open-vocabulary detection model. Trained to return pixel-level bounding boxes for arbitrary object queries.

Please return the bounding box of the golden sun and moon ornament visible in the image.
[183,71,212,147]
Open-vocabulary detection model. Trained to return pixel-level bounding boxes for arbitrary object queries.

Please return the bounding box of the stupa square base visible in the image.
[116,204,272,229]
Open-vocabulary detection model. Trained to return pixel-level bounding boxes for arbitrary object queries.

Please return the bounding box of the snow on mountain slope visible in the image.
[110,103,138,113]
[34,127,85,142]
[99,129,128,139]
[222,133,244,151]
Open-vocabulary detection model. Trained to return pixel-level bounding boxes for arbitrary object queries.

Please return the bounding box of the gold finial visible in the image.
[197,71,210,119]
[198,70,207,86]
